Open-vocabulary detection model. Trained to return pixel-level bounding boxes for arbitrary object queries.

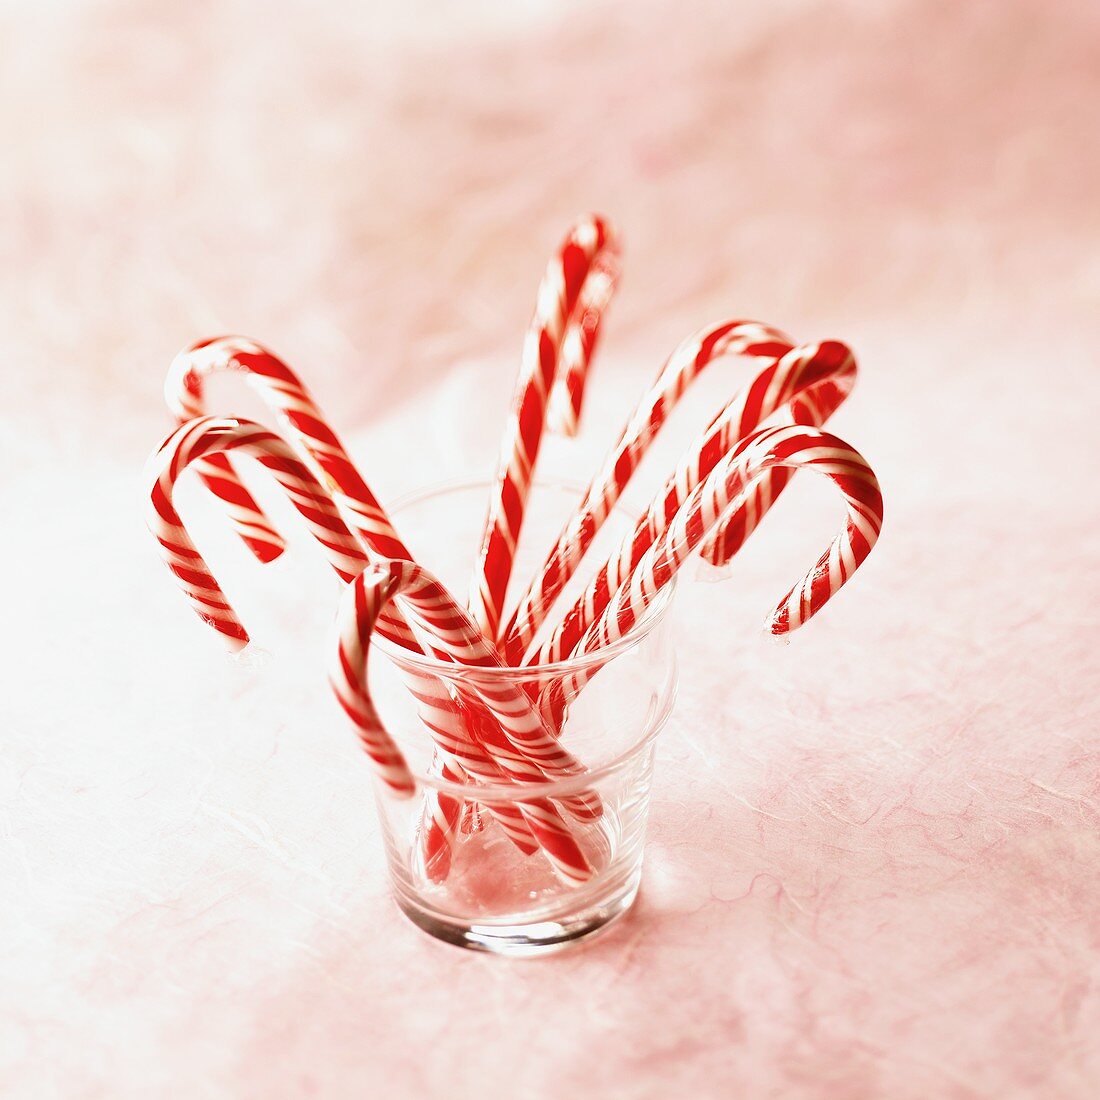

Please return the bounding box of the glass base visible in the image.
[395,876,641,957]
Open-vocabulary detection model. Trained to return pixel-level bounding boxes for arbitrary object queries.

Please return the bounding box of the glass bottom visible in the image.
[394,870,642,957]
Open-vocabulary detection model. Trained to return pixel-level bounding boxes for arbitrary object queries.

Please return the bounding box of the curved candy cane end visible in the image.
[698,512,750,567]
[767,606,793,637]
[219,627,250,653]
[693,548,735,580]
[573,212,616,251]
[242,536,286,564]
[165,337,232,411]
[163,341,290,564]
[164,355,192,415]
[329,565,423,799]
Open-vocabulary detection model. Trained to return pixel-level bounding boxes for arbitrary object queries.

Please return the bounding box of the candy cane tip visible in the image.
[245,539,286,564]
[695,542,734,573]
[547,411,581,438]
[416,846,453,883]
[220,632,250,654]
[387,779,418,801]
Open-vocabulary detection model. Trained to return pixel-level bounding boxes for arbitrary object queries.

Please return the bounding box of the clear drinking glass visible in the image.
[367,481,678,955]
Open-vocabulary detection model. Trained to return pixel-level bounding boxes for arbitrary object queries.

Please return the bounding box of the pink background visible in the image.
[2,1,1099,1096]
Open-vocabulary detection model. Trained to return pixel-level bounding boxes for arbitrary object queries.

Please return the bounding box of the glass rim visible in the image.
[374,477,677,677]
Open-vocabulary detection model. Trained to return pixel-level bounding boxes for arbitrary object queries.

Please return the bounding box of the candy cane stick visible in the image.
[167,333,603,808]
[333,562,598,886]
[146,416,413,792]
[595,424,882,642]
[531,341,858,668]
[146,416,586,874]
[333,574,552,868]
[167,337,544,870]
[167,338,457,708]
[499,319,795,663]
[148,417,596,867]
[546,240,620,435]
[546,424,883,710]
[469,215,620,643]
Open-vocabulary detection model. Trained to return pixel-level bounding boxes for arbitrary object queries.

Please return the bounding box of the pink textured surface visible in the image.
[2,1,1099,1096]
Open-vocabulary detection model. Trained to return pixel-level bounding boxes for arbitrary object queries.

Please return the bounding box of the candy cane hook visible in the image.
[499,318,799,662]
[531,341,859,666]
[469,215,621,643]
[541,424,884,716]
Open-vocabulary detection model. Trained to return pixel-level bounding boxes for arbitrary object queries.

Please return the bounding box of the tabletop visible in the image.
[2,1,1098,1097]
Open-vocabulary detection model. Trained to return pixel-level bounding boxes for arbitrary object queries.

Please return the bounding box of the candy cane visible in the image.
[166,336,407,560]
[469,215,620,643]
[168,337,535,872]
[167,337,456,707]
[148,416,595,870]
[499,319,796,663]
[164,339,288,565]
[146,416,576,875]
[333,562,599,886]
[698,375,852,568]
[546,239,620,435]
[168,334,602,809]
[544,424,883,712]
[146,416,414,793]
[594,424,881,642]
[531,341,858,667]
[331,574,530,864]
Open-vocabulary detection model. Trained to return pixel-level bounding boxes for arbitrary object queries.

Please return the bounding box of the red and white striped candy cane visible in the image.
[333,562,599,886]
[168,339,454,701]
[146,416,584,874]
[164,339,288,565]
[531,341,858,668]
[546,240,620,435]
[173,333,596,707]
[146,416,414,793]
[499,319,795,664]
[469,215,620,643]
[591,424,882,644]
[148,416,595,870]
[166,336,408,560]
[545,424,883,711]
[331,573,532,863]
[167,337,540,872]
